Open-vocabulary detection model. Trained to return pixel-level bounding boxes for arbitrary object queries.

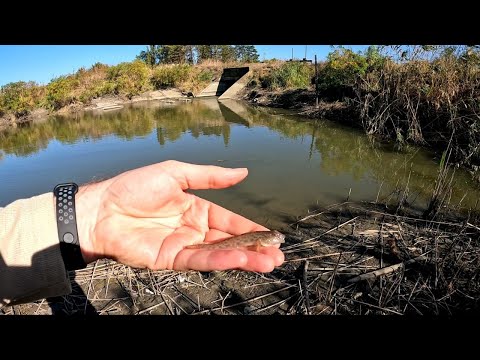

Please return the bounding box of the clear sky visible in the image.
[0,45,369,87]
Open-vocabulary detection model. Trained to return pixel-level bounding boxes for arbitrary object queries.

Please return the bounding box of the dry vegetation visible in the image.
[5,200,479,316]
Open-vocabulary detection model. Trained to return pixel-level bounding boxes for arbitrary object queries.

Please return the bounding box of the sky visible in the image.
[0,45,369,87]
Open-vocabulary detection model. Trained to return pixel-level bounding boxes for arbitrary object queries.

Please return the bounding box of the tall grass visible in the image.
[354,54,480,168]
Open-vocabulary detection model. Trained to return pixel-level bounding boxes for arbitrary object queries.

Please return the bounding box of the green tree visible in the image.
[136,45,160,67]
[158,45,188,64]
[196,45,215,62]
[218,45,236,62]
[235,45,259,62]
[196,45,236,62]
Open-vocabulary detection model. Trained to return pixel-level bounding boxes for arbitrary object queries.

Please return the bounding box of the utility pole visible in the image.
[305,45,307,60]
[292,48,294,61]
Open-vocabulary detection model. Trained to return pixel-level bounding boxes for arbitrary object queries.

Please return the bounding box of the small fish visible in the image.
[185,230,285,251]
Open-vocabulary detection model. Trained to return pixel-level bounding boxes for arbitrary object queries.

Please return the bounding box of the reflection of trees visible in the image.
[231,102,475,207]
[1,99,476,208]
[153,102,225,143]
[222,124,230,147]
[0,101,229,156]
[0,108,156,156]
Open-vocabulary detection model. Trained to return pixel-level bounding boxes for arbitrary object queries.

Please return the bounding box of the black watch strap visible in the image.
[53,183,87,271]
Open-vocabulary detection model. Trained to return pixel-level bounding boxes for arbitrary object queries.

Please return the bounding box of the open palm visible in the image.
[77,161,284,272]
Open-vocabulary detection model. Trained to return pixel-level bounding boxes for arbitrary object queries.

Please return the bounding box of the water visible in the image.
[1,98,478,229]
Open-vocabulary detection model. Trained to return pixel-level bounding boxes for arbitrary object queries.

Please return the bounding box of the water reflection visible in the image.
[0,98,478,227]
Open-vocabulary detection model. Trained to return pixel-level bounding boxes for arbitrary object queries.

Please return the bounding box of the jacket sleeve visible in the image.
[0,193,72,307]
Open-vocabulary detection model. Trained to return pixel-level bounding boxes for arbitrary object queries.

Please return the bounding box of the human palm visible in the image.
[77,161,284,272]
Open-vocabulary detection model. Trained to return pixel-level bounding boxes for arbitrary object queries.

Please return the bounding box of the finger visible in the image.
[202,229,285,266]
[237,250,278,272]
[173,248,280,272]
[256,246,285,267]
[184,229,285,266]
[162,160,249,190]
[205,199,269,235]
[173,249,249,271]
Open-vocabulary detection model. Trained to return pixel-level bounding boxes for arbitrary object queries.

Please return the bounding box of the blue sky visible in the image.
[0,45,369,87]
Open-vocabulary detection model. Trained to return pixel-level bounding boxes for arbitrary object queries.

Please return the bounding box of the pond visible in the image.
[1,98,478,229]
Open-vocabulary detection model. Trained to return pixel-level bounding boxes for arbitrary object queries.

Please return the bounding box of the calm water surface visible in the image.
[1,98,478,229]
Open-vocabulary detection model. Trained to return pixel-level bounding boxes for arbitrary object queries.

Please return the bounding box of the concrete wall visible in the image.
[197,67,250,98]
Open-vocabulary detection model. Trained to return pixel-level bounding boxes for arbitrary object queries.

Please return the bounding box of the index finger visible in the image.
[201,198,269,235]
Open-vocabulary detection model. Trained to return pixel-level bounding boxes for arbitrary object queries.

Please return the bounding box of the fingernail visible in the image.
[225,168,248,179]
[228,168,248,175]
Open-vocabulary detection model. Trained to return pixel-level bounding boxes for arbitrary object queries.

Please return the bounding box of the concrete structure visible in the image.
[197,67,250,98]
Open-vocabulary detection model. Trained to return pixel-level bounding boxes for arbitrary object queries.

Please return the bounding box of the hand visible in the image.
[75,160,284,272]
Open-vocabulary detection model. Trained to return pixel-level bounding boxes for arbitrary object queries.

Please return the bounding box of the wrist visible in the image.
[75,182,108,264]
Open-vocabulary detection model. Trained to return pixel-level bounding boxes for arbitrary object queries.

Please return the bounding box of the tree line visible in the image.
[136,45,259,66]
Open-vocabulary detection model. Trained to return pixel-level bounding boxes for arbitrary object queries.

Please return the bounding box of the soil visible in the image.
[240,87,357,125]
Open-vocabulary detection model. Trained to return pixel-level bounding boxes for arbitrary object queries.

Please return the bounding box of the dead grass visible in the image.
[4,201,479,316]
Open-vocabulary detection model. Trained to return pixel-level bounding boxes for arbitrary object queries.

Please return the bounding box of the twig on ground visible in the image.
[348,254,429,284]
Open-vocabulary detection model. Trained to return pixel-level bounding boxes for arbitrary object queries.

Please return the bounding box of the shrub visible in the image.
[45,75,79,110]
[107,60,151,98]
[0,81,45,115]
[261,62,313,90]
[151,64,192,89]
[317,48,369,95]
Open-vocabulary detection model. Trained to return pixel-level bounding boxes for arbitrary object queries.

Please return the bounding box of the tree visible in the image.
[218,45,236,62]
[196,45,215,63]
[185,45,195,64]
[235,45,259,62]
[158,45,188,64]
[138,45,196,65]
[136,45,160,67]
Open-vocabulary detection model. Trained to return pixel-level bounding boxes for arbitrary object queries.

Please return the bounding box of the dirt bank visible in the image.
[241,87,362,129]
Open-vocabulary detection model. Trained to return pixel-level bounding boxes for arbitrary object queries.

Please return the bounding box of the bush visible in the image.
[151,64,192,89]
[0,81,45,115]
[78,81,117,103]
[45,75,79,110]
[107,60,151,98]
[317,48,369,96]
[261,62,313,90]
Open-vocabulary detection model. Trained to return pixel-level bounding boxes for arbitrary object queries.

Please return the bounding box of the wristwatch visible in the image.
[53,183,87,271]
